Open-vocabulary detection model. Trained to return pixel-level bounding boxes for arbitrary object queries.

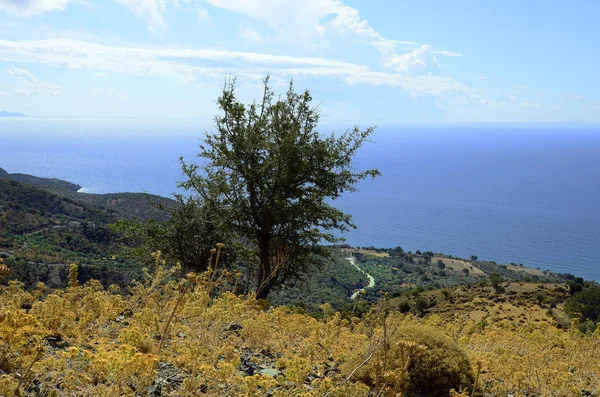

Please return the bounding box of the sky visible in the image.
[0,0,599,123]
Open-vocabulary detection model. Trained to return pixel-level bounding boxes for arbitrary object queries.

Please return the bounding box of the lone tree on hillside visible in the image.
[179,76,380,299]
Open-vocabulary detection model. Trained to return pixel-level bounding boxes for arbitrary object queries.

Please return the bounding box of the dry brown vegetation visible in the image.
[1,255,599,397]
[433,257,486,277]
[355,250,390,258]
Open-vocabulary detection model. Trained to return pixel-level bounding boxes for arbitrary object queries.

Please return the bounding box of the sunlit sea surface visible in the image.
[1,118,599,281]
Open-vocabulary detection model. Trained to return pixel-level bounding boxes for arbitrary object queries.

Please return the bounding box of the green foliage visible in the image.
[0,179,111,234]
[565,287,600,325]
[394,324,475,396]
[567,278,585,295]
[178,76,379,298]
[489,273,503,287]
[269,254,368,313]
[1,168,81,194]
[112,195,234,272]
[76,193,176,223]
[414,296,430,316]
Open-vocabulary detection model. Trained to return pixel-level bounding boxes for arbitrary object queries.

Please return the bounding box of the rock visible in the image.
[45,335,69,349]
[259,368,281,378]
[149,362,188,396]
[157,362,169,370]
[238,348,281,377]
[239,356,261,376]
[224,322,243,333]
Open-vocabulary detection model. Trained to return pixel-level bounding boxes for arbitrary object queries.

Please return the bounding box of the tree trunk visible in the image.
[256,233,273,300]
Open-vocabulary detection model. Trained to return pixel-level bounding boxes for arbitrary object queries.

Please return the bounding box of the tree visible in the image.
[489,273,502,287]
[112,195,233,272]
[565,287,600,324]
[389,246,405,258]
[489,273,504,293]
[414,296,430,317]
[179,76,380,299]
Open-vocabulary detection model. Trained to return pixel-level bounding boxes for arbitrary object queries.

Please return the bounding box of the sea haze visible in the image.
[1,118,599,281]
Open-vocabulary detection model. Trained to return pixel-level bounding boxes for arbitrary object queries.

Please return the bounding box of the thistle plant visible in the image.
[68,263,78,289]
[0,258,10,281]
[157,242,225,354]
[157,271,197,354]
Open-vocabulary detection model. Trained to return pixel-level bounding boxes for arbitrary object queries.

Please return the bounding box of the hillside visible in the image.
[1,258,598,397]
[342,248,572,301]
[0,167,82,194]
[0,170,176,289]
[0,167,175,221]
[1,168,599,396]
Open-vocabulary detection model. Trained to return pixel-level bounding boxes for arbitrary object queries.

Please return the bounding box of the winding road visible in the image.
[346,256,375,300]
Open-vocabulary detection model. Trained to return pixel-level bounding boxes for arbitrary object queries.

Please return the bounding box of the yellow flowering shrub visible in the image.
[0,255,598,396]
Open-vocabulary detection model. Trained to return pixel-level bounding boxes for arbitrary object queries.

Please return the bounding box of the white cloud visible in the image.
[240,24,262,43]
[519,101,543,109]
[384,44,461,73]
[112,0,168,33]
[508,95,517,101]
[0,38,481,107]
[196,6,209,23]
[478,74,488,80]
[431,50,462,57]
[381,39,419,47]
[5,67,61,95]
[206,0,338,42]
[0,39,368,83]
[204,0,460,75]
[385,45,430,72]
[0,0,73,17]
[343,71,481,105]
[548,105,560,110]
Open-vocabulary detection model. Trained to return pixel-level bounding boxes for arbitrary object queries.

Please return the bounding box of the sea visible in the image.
[1,118,599,281]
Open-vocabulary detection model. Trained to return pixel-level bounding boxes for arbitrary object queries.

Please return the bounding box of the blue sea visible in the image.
[1,118,599,281]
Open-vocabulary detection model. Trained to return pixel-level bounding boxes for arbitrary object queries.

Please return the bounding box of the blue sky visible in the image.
[0,0,599,123]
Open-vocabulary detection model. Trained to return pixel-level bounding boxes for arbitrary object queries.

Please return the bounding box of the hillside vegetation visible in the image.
[1,255,599,397]
[2,168,600,396]
[0,171,175,290]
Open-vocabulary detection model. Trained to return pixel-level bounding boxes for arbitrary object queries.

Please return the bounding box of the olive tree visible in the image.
[180,76,380,299]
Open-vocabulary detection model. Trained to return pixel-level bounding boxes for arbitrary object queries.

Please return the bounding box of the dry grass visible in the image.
[504,264,545,277]
[413,282,571,328]
[356,249,390,258]
[433,257,486,276]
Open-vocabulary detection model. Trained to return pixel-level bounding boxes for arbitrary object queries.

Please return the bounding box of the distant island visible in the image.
[0,166,82,192]
[0,110,27,117]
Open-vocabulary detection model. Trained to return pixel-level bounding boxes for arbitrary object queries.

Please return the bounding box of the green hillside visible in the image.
[0,170,176,289]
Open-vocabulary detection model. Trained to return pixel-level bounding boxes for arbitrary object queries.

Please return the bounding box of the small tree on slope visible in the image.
[179,76,380,299]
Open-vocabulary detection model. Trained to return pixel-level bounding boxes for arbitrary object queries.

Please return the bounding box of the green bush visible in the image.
[357,322,475,396]
[565,287,600,325]
[396,324,474,396]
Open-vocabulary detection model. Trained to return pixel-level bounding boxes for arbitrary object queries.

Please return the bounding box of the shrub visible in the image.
[565,287,600,325]
[397,300,411,313]
[355,321,475,396]
[397,325,474,396]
